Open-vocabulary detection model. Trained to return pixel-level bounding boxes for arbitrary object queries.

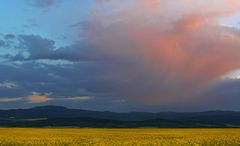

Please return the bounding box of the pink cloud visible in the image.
[27,92,52,103]
[83,0,240,104]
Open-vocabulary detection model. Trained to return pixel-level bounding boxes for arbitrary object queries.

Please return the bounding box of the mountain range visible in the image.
[0,105,239,128]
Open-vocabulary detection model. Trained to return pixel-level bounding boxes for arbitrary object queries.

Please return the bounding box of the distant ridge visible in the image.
[30,105,68,110]
[0,105,239,128]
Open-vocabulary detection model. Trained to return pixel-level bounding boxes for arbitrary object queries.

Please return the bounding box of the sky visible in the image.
[0,0,240,112]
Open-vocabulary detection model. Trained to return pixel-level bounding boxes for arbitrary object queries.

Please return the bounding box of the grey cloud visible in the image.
[4,34,15,40]
[0,81,17,89]
[0,40,5,47]
[8,35,107,62]
[1,51,240,111]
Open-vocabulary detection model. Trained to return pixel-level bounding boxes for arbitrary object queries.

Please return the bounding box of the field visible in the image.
[0,128,239,146]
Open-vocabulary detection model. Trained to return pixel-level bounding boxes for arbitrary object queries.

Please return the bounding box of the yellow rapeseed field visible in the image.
[0,128,239,146]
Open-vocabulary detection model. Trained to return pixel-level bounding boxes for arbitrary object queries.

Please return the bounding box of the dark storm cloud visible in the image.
[0,33,115,107]
[187,80,240,111]
[0,56,136,111]
[0,62,96,99]
[8,35,107,62]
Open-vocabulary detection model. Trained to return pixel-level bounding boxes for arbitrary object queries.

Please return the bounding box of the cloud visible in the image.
[4,34,15,40]
[112,99,126,103]
[0,62,97,104]
[68,96,94,101]
[0,40,5,47]
[0,81,17,89]
[26,0,59,8]
[78,0,240,104]
[221,70,240,80]
[0,91,93,104]
[0,97,23,103]
[7,35,107,62]
[1,0,240,111]
[27,92,52,103]
[0,91,52,104]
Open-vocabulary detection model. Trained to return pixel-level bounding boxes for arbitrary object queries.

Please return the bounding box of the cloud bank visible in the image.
[1,0,240,111]
[79,0,240,104]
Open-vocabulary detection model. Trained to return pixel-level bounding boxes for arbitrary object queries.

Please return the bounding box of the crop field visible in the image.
[0,128,239,146]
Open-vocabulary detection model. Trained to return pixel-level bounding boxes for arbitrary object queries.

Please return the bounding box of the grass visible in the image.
[0,128,239,146]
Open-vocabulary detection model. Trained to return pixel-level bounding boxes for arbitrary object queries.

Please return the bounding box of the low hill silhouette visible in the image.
[0,105,239,127]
